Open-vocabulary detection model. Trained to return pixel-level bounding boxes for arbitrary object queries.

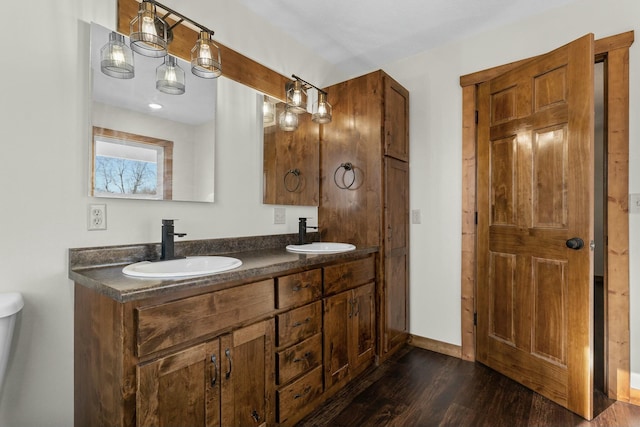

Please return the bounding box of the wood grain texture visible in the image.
[459,31,634,405]
[409,334,462,359]
[323,256,375,296]
[276,301,321,348]
[276,269,322,310]
[297,347,640,427]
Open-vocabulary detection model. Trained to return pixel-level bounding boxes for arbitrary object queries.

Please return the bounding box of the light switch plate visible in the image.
[630,194,640,214]
[274,207,286,224]
[411,209,422,224]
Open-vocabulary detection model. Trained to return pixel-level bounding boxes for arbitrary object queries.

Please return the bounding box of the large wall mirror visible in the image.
[89,22,216,202]
[262,100,319,206]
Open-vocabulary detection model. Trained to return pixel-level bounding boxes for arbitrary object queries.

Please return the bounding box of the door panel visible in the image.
[477,34,594,419]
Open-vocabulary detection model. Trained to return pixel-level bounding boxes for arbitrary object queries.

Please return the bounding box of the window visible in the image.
[91,127,173,200]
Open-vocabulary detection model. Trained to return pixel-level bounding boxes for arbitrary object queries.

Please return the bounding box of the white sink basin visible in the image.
[286,242,356,254]
[122,256,243,278]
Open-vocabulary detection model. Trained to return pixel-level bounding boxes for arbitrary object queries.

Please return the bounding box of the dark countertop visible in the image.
[69,234,377,303]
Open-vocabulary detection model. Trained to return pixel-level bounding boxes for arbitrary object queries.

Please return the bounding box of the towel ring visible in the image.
[333,162,356,189]
[284,168,301,192]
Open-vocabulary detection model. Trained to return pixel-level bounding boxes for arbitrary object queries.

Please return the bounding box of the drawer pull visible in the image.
[293,352,312,363]
[251,410,261,423]
[210,355,217,387]
[292,317,312,328]
[294,385,312,399]
[225,348,232,379]
[292,283,310,292]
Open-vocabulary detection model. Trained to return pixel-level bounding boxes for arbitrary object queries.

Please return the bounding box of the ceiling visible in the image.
[236,0,577,73]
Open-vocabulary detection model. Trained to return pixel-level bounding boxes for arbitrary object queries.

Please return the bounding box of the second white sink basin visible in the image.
[122,256,243,278]
[286,242,356,254]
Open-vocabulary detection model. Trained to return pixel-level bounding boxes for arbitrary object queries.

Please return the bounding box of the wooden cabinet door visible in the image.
[323,291,351,389]
[351,283,376,370]
[137,339,220,427]
[383,75,409,161]
[220,320,274,427]
[383,157,410,355]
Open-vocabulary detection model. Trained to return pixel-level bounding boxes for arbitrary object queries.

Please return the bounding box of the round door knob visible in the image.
[566,238,584,250]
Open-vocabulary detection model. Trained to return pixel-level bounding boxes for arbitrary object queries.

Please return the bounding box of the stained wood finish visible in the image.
[276,269,322,310]
[117,0,290,100]
[276,301,322,348]
[220,320,275,427]
[276,334,322,385]
[297,346,640,427]
[476,34,594,419]
[323,256,375,296]
[277,366,324,424]
[323,283,376,391]
[384,78,410,161]
[263,104,319,206]
[136,279,274,356]
[459,31,634,405]
[136,339,220,426]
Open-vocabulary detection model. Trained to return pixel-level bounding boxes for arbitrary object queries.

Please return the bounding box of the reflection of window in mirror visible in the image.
[91,127,173,200]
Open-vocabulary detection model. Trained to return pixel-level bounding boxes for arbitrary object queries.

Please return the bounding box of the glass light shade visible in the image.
[312,92,332,124]
[287,80,307,114]
[191,31,222,78]
[279,107,299,131]
[263,97,275,124]
[130,1,169,58]
[156,56,185,95]
[100,32,134,79]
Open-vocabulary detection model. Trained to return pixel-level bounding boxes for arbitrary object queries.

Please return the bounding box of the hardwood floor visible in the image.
[296,346,640,427]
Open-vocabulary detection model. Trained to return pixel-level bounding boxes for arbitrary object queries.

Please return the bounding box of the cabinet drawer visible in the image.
[276,301,321,348]
[136,279,275,356]
[276,333,321,385]
[277,365,323,423]
[276,269,322,309]
[324,256,375,295]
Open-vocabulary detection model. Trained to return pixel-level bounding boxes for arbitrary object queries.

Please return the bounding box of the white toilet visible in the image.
[0,292,23,391]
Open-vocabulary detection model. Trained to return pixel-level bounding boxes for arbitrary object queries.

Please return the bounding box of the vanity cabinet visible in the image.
[323,257,376,390]
[320,70,410,361]
[137,319,273,427]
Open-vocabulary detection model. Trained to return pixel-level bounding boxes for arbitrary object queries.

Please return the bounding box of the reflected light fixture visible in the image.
[263,96,276,125]
[129,1,169,58]
[312,91,332,124]
[156,56,186,95]
[279,105,299,131]
[100,31,134,79]
[191,31,222,78]
[287,79,308,114]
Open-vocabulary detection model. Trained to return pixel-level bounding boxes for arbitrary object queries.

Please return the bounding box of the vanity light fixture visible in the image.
[191,31,222,78]
[100,31,134,79]
[129,1,170,58]
[156,55,185,95]
[312,91,332,124]
[286,79,308,114]
[279,104,299,131]
[289,75,332,124]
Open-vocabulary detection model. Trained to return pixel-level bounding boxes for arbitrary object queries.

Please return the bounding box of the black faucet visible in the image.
[298,217,318,245]
[161,219,187,260]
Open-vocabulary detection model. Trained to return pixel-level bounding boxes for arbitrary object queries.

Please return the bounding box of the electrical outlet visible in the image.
[274,207,286,224]
[411,209,422,224]
[88,204,107,230]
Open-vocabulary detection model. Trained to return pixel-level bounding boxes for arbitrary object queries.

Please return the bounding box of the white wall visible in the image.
[3,0,639,425]
[379,0,640,388]
[0,1,323,425]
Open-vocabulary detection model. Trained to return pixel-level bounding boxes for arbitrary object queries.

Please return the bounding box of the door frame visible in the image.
[459,31,634,402]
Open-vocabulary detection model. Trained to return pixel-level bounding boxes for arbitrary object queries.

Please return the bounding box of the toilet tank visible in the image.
[0,292,24,391]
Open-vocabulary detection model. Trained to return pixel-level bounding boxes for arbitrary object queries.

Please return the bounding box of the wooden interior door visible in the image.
[476,34,594,419]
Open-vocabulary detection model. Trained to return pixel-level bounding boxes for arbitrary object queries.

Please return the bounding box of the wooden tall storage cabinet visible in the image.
[319,70,410,360]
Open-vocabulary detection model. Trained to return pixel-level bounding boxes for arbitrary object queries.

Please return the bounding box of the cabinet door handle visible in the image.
[292,283,309,292]
[251,409,261,423]
[348,299,355,318]
[353,299,360,317]
[292,317,311,327]
[225,348,232,379]
[210,354,217,387]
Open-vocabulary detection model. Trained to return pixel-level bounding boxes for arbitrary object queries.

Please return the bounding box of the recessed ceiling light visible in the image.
[148,103,163,109]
